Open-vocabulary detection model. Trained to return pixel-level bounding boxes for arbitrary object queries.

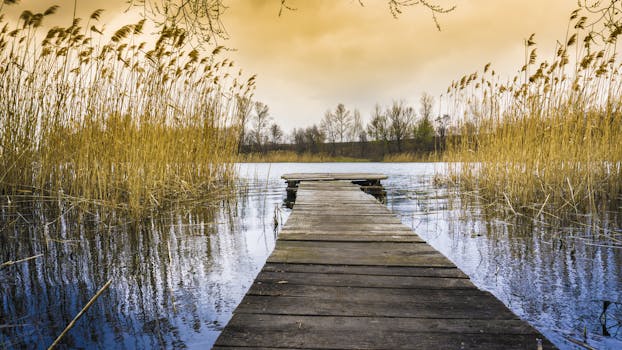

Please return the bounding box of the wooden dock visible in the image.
[214,174,555,349]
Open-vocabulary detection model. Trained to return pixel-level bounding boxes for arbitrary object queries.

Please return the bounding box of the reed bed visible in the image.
[382,152,440,162]
[443,7,622,218]
[240,150,368,163]
[0,7,254,214]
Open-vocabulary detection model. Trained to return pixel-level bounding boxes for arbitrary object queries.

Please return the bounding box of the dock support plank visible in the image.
[214,177,555,349]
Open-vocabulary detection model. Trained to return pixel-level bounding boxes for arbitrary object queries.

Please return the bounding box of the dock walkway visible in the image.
[214,175,554,349]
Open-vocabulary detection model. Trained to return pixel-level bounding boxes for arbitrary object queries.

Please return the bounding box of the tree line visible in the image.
[237,93,452,159]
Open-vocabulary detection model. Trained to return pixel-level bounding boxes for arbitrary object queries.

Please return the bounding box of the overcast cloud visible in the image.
[6,0,576,131]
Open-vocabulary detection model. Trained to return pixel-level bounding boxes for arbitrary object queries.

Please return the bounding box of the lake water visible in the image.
[1,162,620,349]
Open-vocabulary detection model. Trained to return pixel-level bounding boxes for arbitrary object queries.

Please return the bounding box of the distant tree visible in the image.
[250,101,271,153]
[304,124,325,153]
[292,128,306,153]
[320,110,338,155]
[366,104,389,156]
[414,92,436,151]
[366,104,389,142]
[419,92,434,120]
[235,95,253,153]
[435,114,451,151]
[269,122,284,149]
[351,109,367,156]
[332,103,352,144]
[387,101,415,153]
[350,109,364,142]
[414,115,435,151]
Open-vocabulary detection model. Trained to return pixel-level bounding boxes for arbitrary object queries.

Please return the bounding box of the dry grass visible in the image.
[382,152,440,162]
[239,150,368,163]
[443,8,622,217]
[0,7,254,214]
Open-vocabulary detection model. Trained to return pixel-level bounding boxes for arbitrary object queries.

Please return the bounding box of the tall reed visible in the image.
[443,7,622,217]
[0,6,255,214]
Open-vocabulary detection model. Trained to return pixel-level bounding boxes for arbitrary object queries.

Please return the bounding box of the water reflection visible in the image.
[0,175,287,349]
[1,162,621,349]
[388,172,622,350]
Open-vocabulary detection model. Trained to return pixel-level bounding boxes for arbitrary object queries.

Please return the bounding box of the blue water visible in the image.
[1,162,620,349]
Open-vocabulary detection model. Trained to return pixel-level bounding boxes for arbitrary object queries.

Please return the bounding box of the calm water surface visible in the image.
[1,163,620,349]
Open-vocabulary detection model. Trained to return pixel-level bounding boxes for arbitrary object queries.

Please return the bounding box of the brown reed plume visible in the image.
[443,5,622,218]
[0,6,256,214]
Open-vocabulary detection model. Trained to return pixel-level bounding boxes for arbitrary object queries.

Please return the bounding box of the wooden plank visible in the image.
[215,177,555,349]
[287,211,396,217]
[295,199,380,205]
[272,240,434,250]
[282,173,388,181]
[281,223,415,232]
[279,229,417,235]
[255,271,476,289]
[262,263,469,278]
[237,287,519,319]
[291,210,394,216]
[284,216,402,224]
[267,240,454,267]
[216,314,555,350]
[267,251,455,267]
[277,233,424,242]
[291,205,391,212]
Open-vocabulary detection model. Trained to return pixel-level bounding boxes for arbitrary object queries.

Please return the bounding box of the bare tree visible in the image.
[320,110,338,155]
[304,124,325,153]
[269,122,284,147]
[350,109,364,142]
[351,109,368,156]
[435,113,451,151]
[414,92,435,151]
[291,128,306,153]
[419,92,434,120]
[250,101,271,153]
[366,104,390,156]
[387,101,415,153]
[366,104,389,142]
[235,95,253,153]
[333,103,352,144]
[128,0,229,44]
[321,103,352,154]
[576,1,622,46]
[129,1,456,44]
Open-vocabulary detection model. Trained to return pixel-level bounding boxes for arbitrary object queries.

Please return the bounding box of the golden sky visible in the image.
[224,0,576,130]
[6,0,577,131]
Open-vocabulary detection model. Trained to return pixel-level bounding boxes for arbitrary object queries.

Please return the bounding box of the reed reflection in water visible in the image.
[0,174,287,349]
[1,162,621,349]
[388,172,622,349]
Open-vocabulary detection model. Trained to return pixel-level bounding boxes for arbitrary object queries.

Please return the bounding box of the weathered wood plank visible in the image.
[284,216,403,224]
[273,240,433,250]
[215,176,556,349]
[268,241,455,267]
[277,233,424,242]
[262,263,469,278]
[281,223,414,232]
[282,173,388,181]
[279,229,418,235]
[290,211,394,216]
[291,206,391,213]
[237,287,519,319]
[217,314,555,350]
[255,271,476,289]
[267,250,453,267]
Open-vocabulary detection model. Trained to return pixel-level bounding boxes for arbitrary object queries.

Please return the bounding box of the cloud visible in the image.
[221,0,578,130]
[2,0,578,131]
